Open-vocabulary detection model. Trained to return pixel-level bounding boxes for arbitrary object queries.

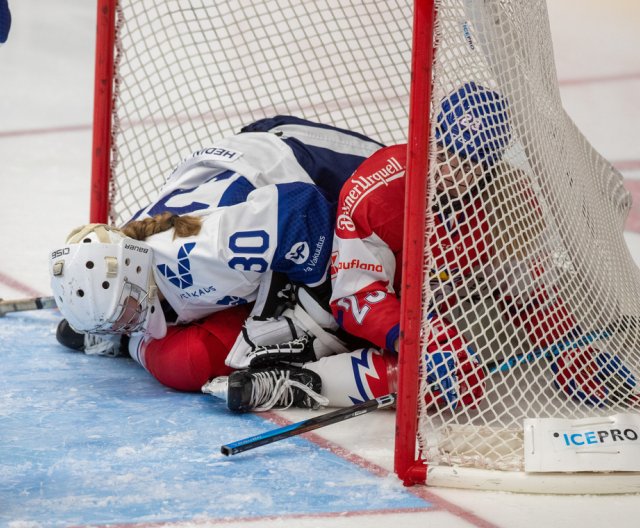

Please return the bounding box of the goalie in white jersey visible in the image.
[49,116,383,392]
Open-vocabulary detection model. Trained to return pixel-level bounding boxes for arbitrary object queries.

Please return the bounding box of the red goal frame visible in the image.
[90,0,437,486]
[90,0,117,225]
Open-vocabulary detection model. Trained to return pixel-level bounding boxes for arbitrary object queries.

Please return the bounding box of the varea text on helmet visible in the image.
[124,243,149,254]
[555,427,639,447]
[51,247,70,260]
[340,156,404,217]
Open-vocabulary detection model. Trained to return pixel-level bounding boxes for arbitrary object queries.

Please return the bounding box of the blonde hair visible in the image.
[121,212,202,241]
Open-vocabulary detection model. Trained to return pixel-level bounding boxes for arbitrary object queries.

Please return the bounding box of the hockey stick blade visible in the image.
[221,393,396,456]
[0,296,57,316]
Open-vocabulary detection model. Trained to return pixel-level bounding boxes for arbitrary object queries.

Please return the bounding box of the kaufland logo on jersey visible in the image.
[339,156,404,221]
[330,253,338,277]
[330,255,384,277]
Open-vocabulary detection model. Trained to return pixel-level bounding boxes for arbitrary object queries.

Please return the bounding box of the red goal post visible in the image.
[395,0,435,486]
[91,0,117,224]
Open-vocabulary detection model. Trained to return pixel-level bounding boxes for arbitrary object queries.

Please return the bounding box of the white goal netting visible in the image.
[417,0,640,489]
[103,0,412,226]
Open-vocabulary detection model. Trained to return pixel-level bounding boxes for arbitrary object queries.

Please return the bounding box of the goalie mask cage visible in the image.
[92,0,640,493]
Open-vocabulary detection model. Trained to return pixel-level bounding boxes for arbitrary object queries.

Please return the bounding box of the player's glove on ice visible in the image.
[424,313,485,411]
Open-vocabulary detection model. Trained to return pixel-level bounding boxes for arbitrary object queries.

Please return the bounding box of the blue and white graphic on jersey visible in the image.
[130,127,378,325]
[241,115,385,200]
[145,182,333,324]
[131,126,382,223]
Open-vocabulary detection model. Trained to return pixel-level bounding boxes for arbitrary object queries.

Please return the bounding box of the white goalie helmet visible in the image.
[49,224,167,339]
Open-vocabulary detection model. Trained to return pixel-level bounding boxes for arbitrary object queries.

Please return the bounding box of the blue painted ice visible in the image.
[0,311,430,526]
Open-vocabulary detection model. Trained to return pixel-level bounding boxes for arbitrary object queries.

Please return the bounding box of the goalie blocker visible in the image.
[225,280,353,369]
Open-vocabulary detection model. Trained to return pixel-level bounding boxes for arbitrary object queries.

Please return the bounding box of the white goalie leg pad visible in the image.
[284,304,349,358]
[295,285,339,332]
[225,316,301,369]
[226,285,350,369]
[285,284,349,358]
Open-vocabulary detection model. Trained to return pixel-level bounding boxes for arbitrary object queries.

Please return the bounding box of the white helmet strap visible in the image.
[66,224,122,244]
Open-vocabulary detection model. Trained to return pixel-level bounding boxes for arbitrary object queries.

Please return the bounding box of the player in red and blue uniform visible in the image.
[318,82,637,409]
[214,82,635,413]
[223,83,506,409]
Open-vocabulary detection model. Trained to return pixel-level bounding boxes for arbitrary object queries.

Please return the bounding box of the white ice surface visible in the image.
[0,1,639,527]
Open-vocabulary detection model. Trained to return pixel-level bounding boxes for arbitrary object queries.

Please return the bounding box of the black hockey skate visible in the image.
[225,366,327,412]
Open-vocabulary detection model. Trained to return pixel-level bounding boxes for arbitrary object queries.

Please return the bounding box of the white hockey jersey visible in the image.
[130,117,383,325]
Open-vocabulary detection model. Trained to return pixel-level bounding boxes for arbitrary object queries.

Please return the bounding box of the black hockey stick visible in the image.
[221,393,396,456]
[0,296,57,316]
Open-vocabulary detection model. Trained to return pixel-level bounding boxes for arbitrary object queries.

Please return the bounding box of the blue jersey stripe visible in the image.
[272,182,333,284]
[240,115,384,202]
[218,176,256,207]
[240,115,385,145]
[280,138,373,202]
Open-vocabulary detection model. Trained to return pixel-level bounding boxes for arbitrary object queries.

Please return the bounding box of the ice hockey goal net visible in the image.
[92,0,640,492]
[397,0,640,493]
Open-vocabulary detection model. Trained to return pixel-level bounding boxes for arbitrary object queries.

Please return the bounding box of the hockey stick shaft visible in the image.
[0,296,57,316]
[221,393,396,456]
[486,328,611,374]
